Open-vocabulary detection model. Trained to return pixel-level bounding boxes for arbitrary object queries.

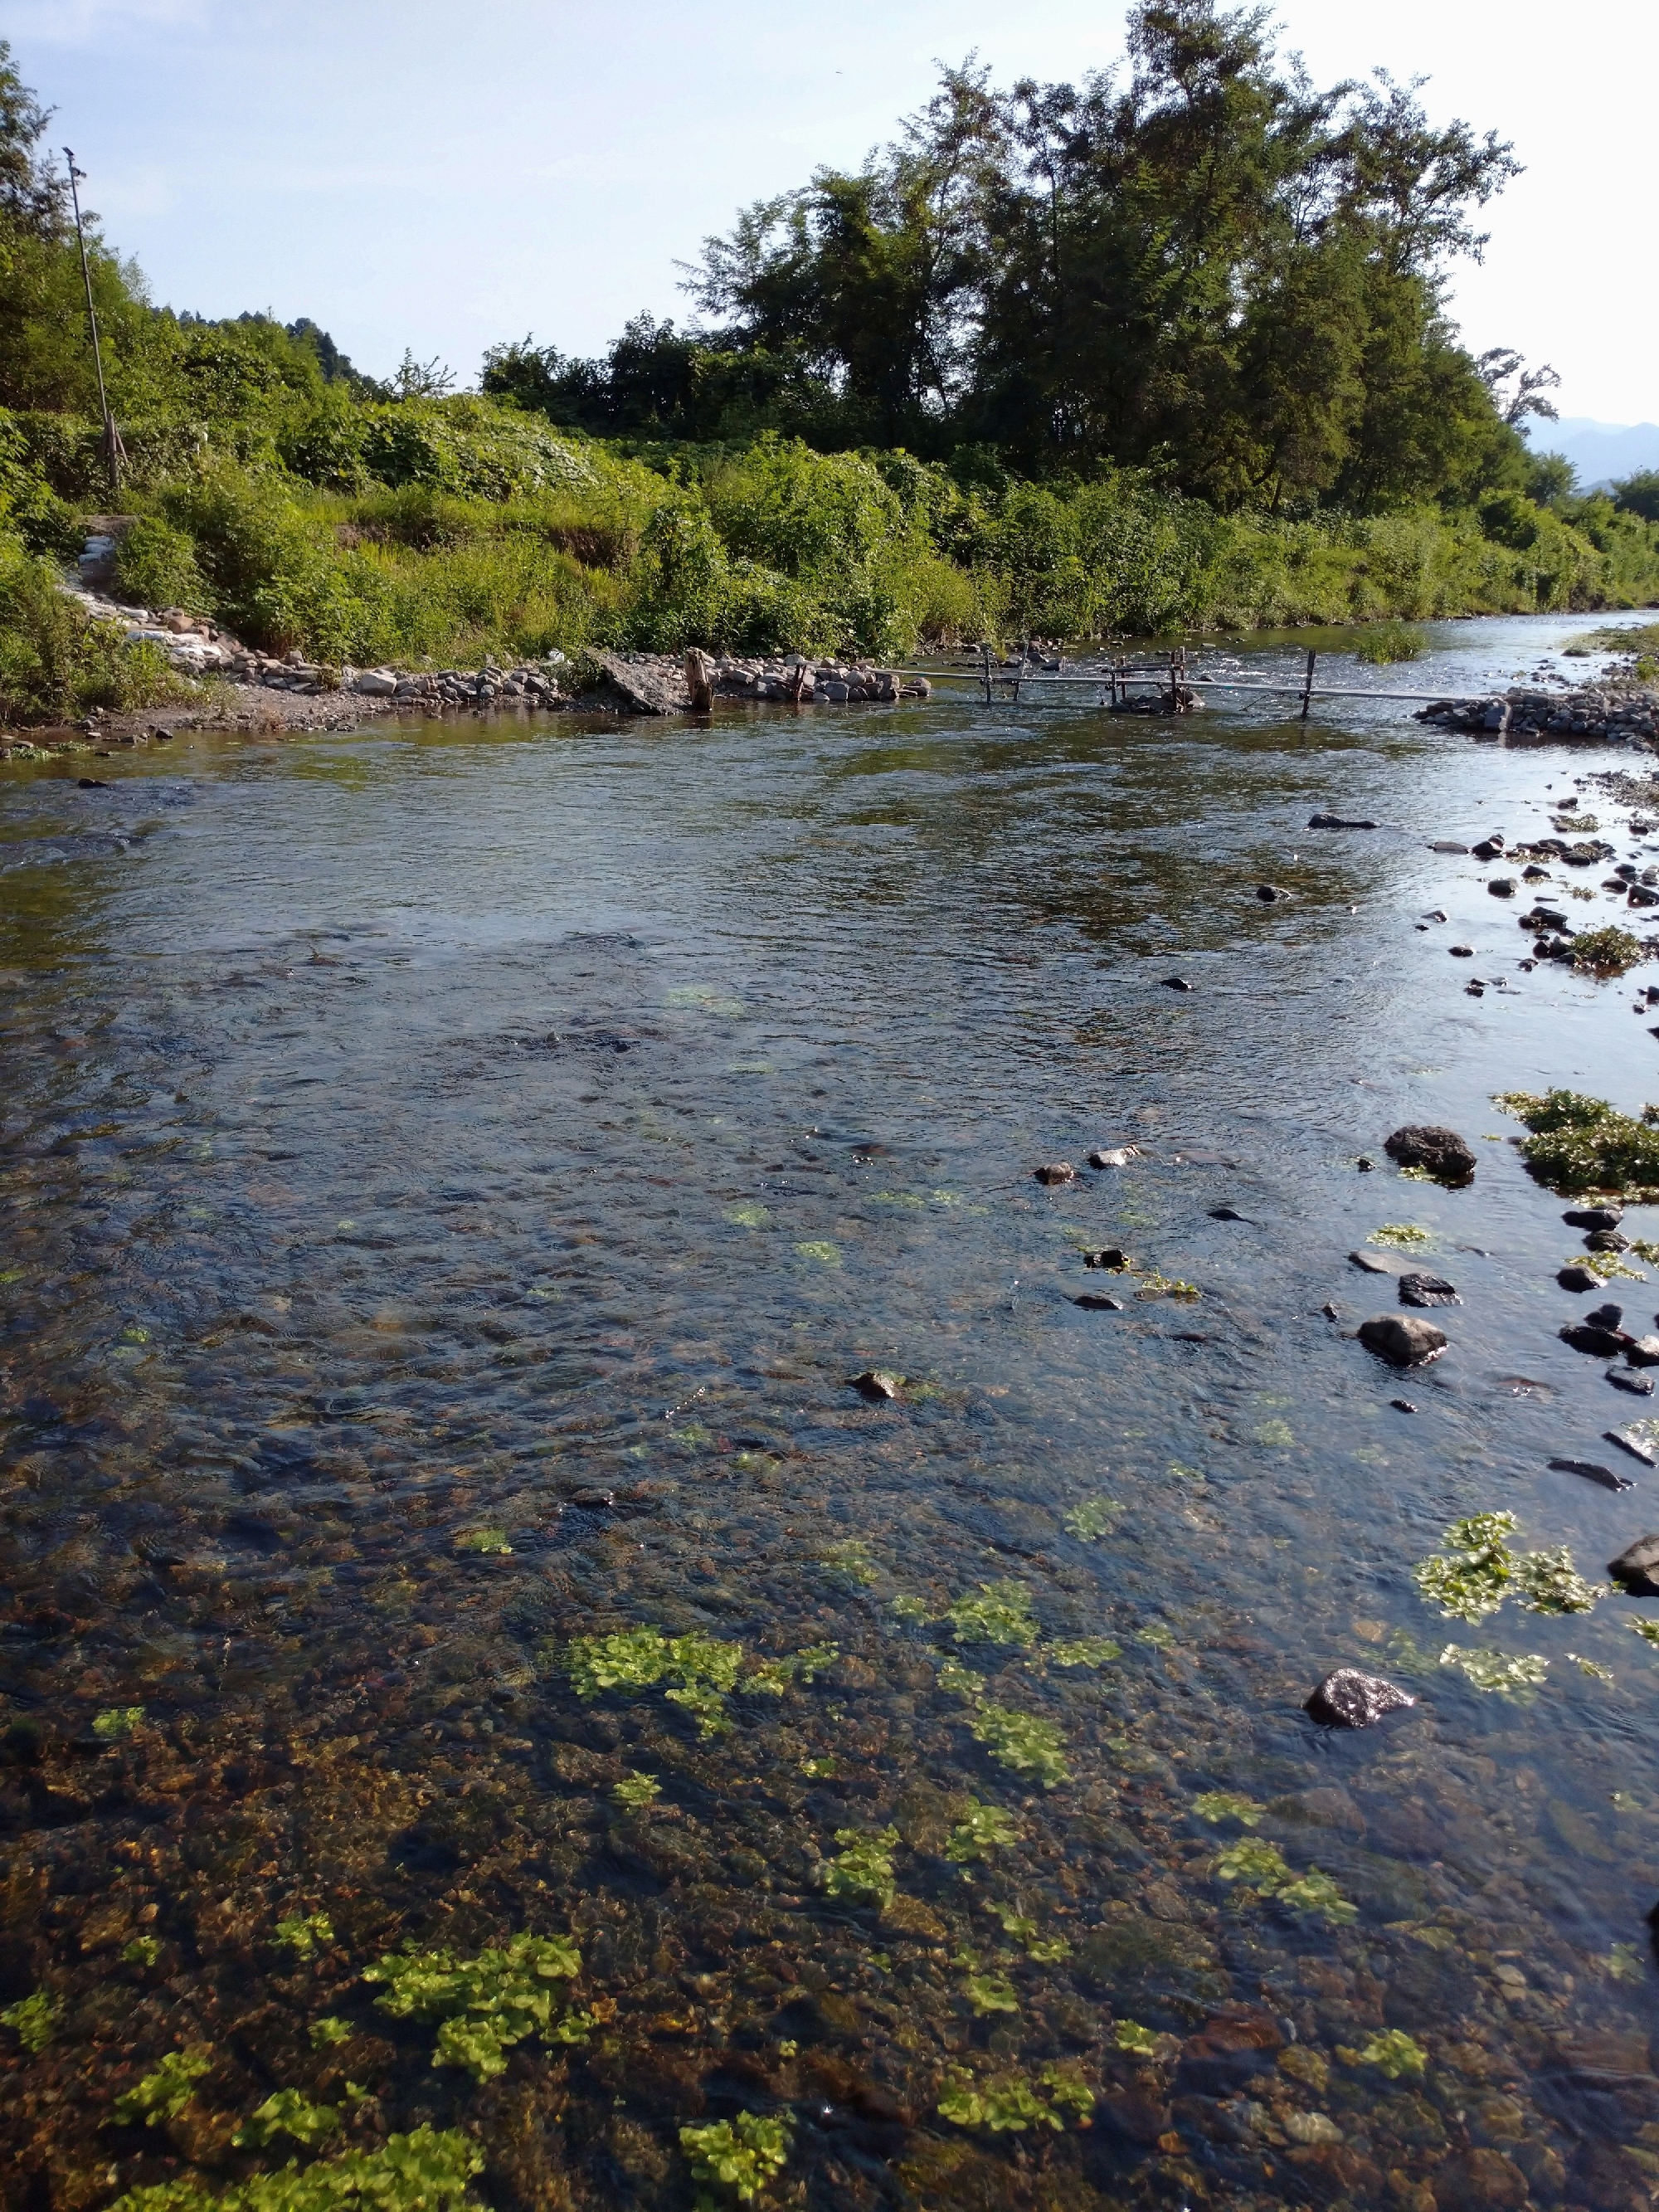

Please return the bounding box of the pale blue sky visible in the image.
[12,0,1654,426]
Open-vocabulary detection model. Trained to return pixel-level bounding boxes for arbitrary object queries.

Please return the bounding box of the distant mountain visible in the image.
[1524,416,1659,491]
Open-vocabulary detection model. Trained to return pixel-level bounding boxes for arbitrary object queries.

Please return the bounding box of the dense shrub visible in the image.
[0,554,187,724]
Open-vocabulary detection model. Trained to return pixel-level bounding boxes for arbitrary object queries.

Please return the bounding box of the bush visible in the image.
[114,516,207,611]
[0,553,189,724]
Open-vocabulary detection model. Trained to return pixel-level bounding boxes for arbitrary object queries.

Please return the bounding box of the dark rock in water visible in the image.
[1449,943,1475,957]
[849,1369,902,1401]
[1306,1669,1415,1727]
[1561,1323,1632,1357]
[76,777,108,789]
[1254,883,1289,902]
[1308,812,1378,830]
[1384,1123,1477,1181]
[1472,836,1506,862]
[1391,1398,1418,1412]
[1608,1365,1655,1396]
[1558,1264,1601,1292]
[1564,1205,1624,1229]
[1607,1426,1659,1466]
[1487,877,1515,896]
[1550,1455,1637,1493]
[1034,1162,1077,1186]
[1429,840,1469,853]
[1433,2147,1529,2212]
[1322,1302,1341,1320]
[1161,975,1194,991]
[1084,1247,1130,1270]
[1359,1313,1447,1367]
[1609,1534,1659,1589]
[1399,1271,1460,1307]
[1175,2008,1282,2094]
[1073,1290,1126,1311]
[1209,1206,1248,1221]
[1586,1228,1631,1252]
[1356,1155,1374,1171]
[1588,1302,1625,1330]
[1087,1145,1138,1168]
[1626,1334,1659,1367]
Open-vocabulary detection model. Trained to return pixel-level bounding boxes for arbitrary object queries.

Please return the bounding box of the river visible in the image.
[3,611,1659,2211]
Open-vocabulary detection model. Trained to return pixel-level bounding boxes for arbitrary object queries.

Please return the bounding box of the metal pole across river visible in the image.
[893,665,1520,705]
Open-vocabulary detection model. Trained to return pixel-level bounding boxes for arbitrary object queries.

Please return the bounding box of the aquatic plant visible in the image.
[890,1595,931,1620]
[123,1937,161,1968]
[968,1703,1071,1786]
[1413,1512,1518,1622]
[612,1771,663,1809]
[234,2092,341,2151]
[996,1909,1070,1961]
[93,1705,146,1740]
[454,1527,512,1554]
[309,2018,353,2049]
[723,1201,771,1227]
[105,2127,484,2212]
[1438,1644,1548,1694]
[565,1626,747,1737]
[1136,1622,1177,1649]
[1276,1870,1359,1926]
[2,1990,58,2054]
[1628,1616,1659,1647]
[567,1625,674,1695]
[1564,1248,1647,1282]
[1112,2020,1161,2056]
[1214,1838,1291,1888]
[1370,1223,1434,1249]
[945,1800,1019,1863]
[274,1914,334,1960]
[793,1240,842,1267]
[1567,1653,1615,1682]
[1063,1497,1122,1541]
[1133,1270,1200,1301]
[679,2112,791,2204]
[1045,1636,1121,1668]
[745,1643,838,1693]
[1606,1943,1644,1983]
[1354,620,1424,663]
[1495,1089,1659,1198]
[960,1967,1019,2016]
[947,1581,1039,1648]
[1353,2029,1428,2079]
[937,1655,985,1700]
[112,2049,214,2125]
[1571,925,1645,977]
[820,1541,878,1587]
[1192,1791,1264,1828]
[823,1826,899,1908]
[364,1932,586,2082]
[937,2060,1093,2132]
[1514,1547,1608,1615]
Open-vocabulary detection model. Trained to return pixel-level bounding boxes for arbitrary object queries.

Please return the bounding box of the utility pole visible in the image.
[63,149,122,499]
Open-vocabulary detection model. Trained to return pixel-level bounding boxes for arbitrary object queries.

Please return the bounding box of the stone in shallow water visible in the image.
[1359,1313,1447,1367]
[1087,1144,1138,1168]
[1072,1290,1125,1311]
[1608,1365,1655,1396]
[1607,1424,1659,1465]
[1399,1271,1460,1307]
[1548,1455,1634,1493]
[1559,1264,1601,1292]
[1560,1323,1631,1357]
[1034,1161,1076,1186]
[849,1369,902,1401]
[1306,1668,1415,1727]
[1564,1205,1624,1229]
[1384,1123,1477,1180]
[1608,1533,1659,1591]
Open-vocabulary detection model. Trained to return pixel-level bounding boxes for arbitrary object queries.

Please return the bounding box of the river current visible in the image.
[4,612,1659,2212]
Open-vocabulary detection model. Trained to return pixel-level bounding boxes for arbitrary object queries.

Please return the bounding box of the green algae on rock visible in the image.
[679,2112,791,2204]
[1191,1790,1265,1827]
[1,1990,58,2054]
[945,1800,1020,1863]
[363,1932,586,2082]
[822,1825,900,1907]
[937,2061,1094,2132]
[274,1913,335,1960]
[111,2048,214,2126]
[946,1581,1040,1648]
[968,1703,1071,1786]
[1496,1088,1659,1198]
[105,2127,484,2212]
[232,2091,342,2151]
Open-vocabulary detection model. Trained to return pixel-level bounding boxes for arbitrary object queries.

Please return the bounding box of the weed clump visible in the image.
[1214,1838,1355,1923]
[105,2126,483,2212]
[1351,2029,1428,2079]
[1496,1089,1659,1198]
[947,1581,1039,1648]
[937,2063,1093,2131]
[968,1703,1071,1787]
[1192,1791,1264,1828]
[364,1932,587,2082]
[1044,1635,1121,1668]
[1063,1497,1122,1541]
[679,2112,791,2204]
[274,1914,334,1960]
[93,1706,145,1741]
[945,1800,1019,1864]
[1571,926,1645,977]
[1,1990,58,2054]
[1438,1645,1548,1695]
[1354,621,1424,663]
[612,1771,662,1810]
[233,2091,341,2151]
[822,1827,899,1908]
[1413,1512,1604,1624]
[112,2049,213,2125]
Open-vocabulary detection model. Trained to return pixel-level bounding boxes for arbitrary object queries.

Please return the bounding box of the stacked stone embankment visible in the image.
[1416,686,1659,744]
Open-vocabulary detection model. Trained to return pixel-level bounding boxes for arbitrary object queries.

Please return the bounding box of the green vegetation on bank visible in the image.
[1,8,1657,727]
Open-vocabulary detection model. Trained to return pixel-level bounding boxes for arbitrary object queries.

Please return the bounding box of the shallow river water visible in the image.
[6,613,1659,2212]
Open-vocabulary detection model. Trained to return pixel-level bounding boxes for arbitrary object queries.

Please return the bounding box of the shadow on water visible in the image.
[4,611,1659,2210]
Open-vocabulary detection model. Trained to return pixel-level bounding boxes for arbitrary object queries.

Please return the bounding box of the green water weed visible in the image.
[309,2017,353,2049]
[234,2091,342,2151]
[104,2126,483,2212]
[1112,2020,1162,2056]
[1628,1616,1659,1647]
[454,1527,512,1554]
[275,1914,334,1960]
[1567,1653,1615,1682]
[1438,1644,1548,1694]
[93,1706,146,1741]
[947,1581,1039,1648]
[820,1541,878,1587]
[969,1704,1070,1786]
[961,1969,1019,2015]
[1496,1089,1659,1198]
[364,1932,586,2082]
[1044,1636,1121,1668]
[723,1201,771,1227]
[2,1990,58,2054]
[123,1937,161,1968]
[1413,1512,1518,1622]
[937,1654,985,1700]
[1063,1497,1122,1541]
[1276,1870,1359,1926]
[1352,2029,1428,2079]
[891,1595,931,1620]
[1192,1791,1264,1827]
[679,2112,791,2203]
[112,2049,213,2125]
[793,1240,842,1267]
[1215,1838,1291,1887]
[1514,1547,1608,1614]
[1370,1224,1435,1249]
[945,1800,1019,1863]
[1572,926,1645,977]
[612,1772,662,1809]
[822,1826,899,1908]
[745,1643,838,1693]
[1561,1248,1646,1282]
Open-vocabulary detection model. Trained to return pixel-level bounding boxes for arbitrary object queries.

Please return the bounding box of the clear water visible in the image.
[5,611,1659,2211]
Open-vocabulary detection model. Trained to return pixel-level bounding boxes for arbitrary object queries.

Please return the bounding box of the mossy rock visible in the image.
[881,1893,949,1942]
[1074,1915,1224,2009]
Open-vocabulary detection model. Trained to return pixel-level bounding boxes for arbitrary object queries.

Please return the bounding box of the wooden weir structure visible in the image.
[894,644,1502,717]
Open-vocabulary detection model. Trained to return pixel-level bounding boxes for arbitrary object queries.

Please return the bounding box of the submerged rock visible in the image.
[1309,812,1379,830]
[1550,1455,1636,1493]
[1429,840,1470,853]
[1626,1334,1659,1366]
[1306,1669,1415,1727]
[1209,1206,1248,1221]
[1384,1124,1477,1181]
[1608,1366,1654,1396]
[1609,1534,1659,1590]
[849,1369,902,1401]
[1607,1426,1659,1466]
[1161,975,1194,991]
[1558,1264,1601,1292]
[1565,1205,1624,1229]
[1073,1290,1126,1311]
[1083,1247,1130,1270]
[1399,1271,1460,1307]
[1034,1162,1077,1186]
[1255,883,1290,902]
[1359,1313,1447,1367]
[1561,1323,1632,1356]
[1087,1145,1138,1169]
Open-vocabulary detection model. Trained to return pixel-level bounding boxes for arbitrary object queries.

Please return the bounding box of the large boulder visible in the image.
[1384,1124,1477,1182]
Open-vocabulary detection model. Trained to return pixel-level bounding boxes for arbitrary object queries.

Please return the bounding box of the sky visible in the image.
[11,0,1656,431]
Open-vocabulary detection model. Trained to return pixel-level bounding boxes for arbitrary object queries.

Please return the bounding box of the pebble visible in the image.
[1428,840,1469,853]
[1305,1669,1415,1727]
[1487,877,1515,896]
[1449,943,1475,957]
[1472,835,1506,861]
[1254,884,1290,901]
[1359,1313,1447,1367]
[1087,1146,1138,1169]
[1390,1397,1418,1412]
[1308,812,1378,829]
[1550,1456,1636,1493]
[1584,1228,1630,1251]
[1083,1247,1130,1270]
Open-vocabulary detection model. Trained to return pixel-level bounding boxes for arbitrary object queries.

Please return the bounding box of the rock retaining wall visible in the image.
[1417,686,1659,744]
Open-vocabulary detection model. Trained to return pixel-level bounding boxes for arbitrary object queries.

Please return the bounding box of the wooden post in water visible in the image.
[980,642,993,706]
[1300,649,1316,721]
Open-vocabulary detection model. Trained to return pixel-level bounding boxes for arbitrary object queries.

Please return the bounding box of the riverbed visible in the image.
[4,611,1659,2212]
